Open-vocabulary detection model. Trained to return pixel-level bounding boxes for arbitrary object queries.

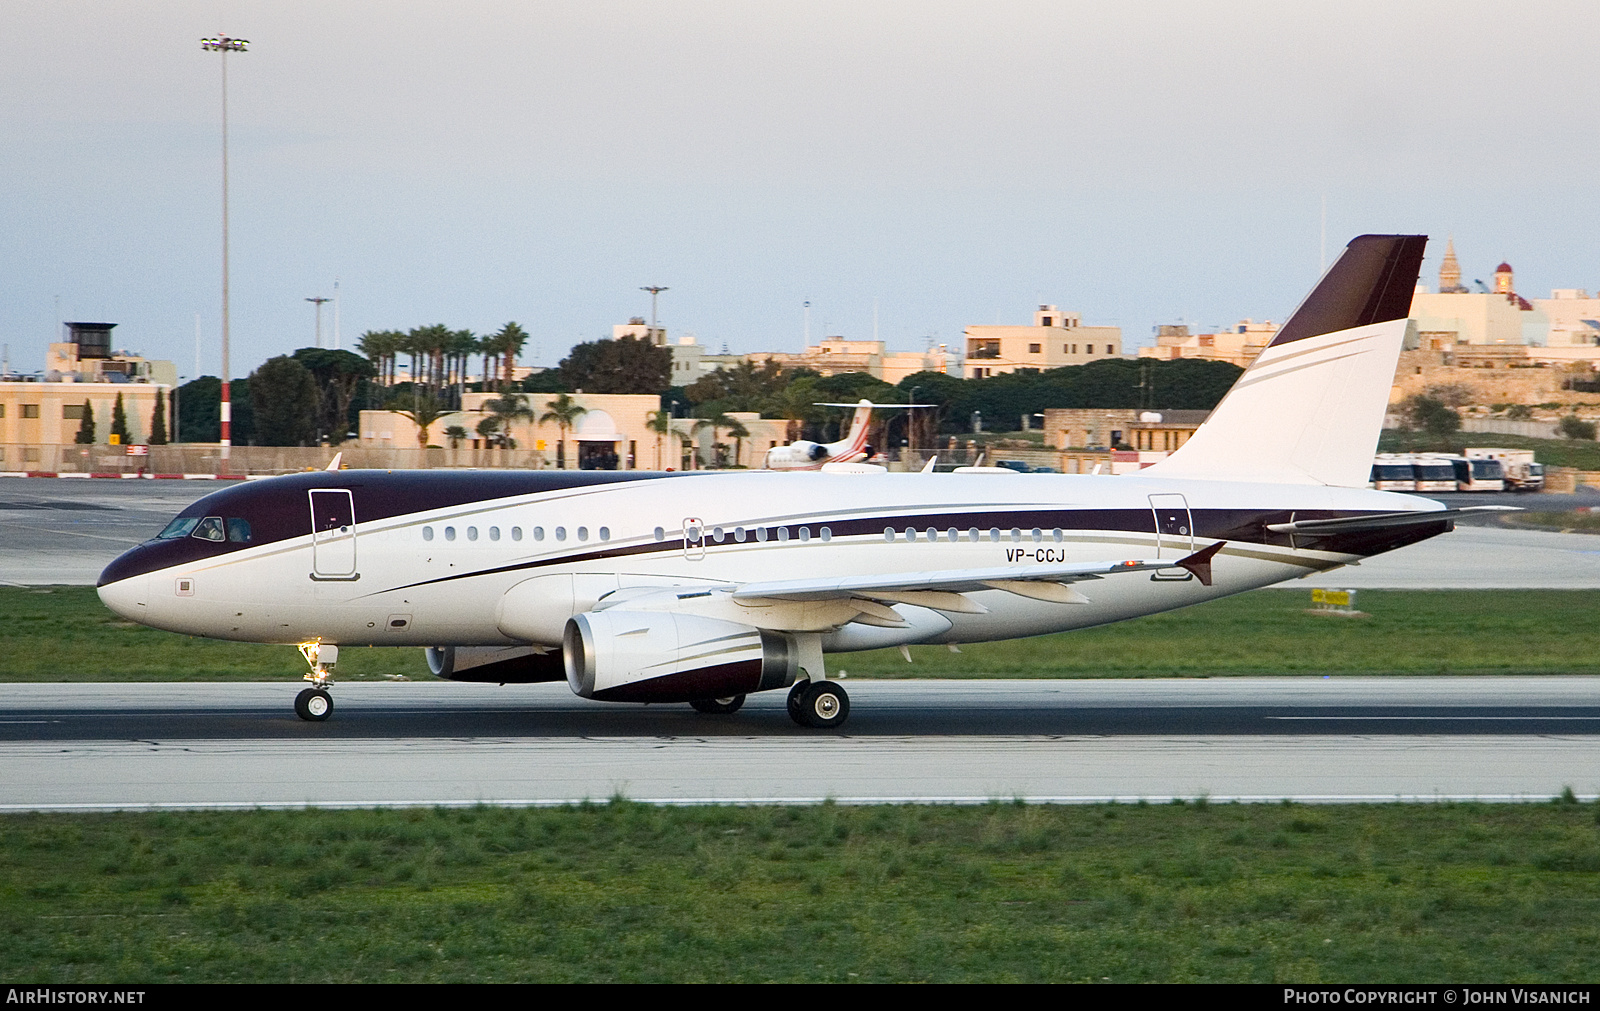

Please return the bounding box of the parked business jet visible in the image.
[100,235,1488,728]
[763,400,927,469]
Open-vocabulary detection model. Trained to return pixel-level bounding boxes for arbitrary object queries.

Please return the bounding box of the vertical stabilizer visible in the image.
[1145,234,1426,487]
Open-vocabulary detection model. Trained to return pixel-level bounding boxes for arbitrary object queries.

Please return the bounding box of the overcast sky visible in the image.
[4,0,1598,377]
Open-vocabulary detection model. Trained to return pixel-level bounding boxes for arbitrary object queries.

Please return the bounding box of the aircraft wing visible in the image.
[733,541,1225,606]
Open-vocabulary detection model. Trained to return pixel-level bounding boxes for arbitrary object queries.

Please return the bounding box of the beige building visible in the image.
[964,305,1124,379]
[358,392,791,471]
[1042,408,1209,452]
[0,381,171,469]
[1411,251,1549,348]
[1137,320,1278,368]
[759,339,956,384]
[1535,288,1600,349]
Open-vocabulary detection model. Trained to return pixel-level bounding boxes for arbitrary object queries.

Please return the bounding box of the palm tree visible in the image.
[443,425,469,449]
[645,408,674,470]
[482,393,534,448]
[539,393,587,469]
[389,389,449,449]
[692,412,750,468]
[492,322,530,391]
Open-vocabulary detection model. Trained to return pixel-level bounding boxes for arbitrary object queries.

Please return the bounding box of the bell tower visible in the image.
[1438,239,1467,293]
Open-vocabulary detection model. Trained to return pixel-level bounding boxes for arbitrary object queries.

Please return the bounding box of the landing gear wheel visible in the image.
[787,681,809,722]
[294,687,333,722]
[690,694,746,715]
[792,680,850,729]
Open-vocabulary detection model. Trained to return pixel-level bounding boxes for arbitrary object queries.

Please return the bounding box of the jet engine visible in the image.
[563,611,799,703]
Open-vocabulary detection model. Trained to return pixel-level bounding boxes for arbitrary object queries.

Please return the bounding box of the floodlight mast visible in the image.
[306,297,331,348]
[641,286,668,332]
[201,35,248,458]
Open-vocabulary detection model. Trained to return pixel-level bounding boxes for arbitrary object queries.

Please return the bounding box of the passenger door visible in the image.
[309,489,358,579]
[1148,493,1193,560]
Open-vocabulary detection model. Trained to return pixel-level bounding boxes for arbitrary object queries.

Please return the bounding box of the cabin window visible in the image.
[467,526,479,541]
[555,527,567,541]
[1052,528,1063,541]
[925,527,938,541]
[734,527,747,542]
[422,526,434,542]
[777,527,790,542]
[757,527,769,542]
[654,527,664,541]
[227,518,252,543]
[577,527,588,541]
[599,527,610,541]
[489,526,500,541]
[947,527,959,541]
[444,526,457,541]
[798,527,810,542]
[884,528,895,542]
[159,517,200,540]
[819,527,831,542]
[512,527,523,541]
[903,527,917,541]
[192,516,227,542]
[712,527,725,543]
[968,528,980,541]
[1011,528,1022,542]
[989,528,1000,542]
[1031,528,1042,542]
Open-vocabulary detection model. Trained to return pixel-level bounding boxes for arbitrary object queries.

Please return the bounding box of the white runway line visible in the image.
[1,734,1598,810]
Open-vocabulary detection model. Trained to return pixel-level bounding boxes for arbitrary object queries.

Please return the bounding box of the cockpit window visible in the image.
[227,518,252,543]
[191,516,227,542]
[158,517,200,540]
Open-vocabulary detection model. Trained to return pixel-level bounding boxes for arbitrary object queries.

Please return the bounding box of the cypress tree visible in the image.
[74,401,95,444]
[149,393,167,445]
[111,393,129,444]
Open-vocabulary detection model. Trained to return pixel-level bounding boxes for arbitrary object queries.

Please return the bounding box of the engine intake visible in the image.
[564,611,798,703]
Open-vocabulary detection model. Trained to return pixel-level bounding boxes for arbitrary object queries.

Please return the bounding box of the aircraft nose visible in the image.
[97,574,148,621]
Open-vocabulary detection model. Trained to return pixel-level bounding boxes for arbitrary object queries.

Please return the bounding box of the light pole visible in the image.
[306,296,331,348]
[640,286,668,340]
[201,34,248,458]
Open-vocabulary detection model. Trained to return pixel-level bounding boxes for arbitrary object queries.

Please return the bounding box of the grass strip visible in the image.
[5,801,1600,982]
[8,586,1600,681]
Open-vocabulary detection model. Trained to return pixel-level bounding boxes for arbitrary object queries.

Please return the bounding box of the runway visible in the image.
[3,678,1599,810]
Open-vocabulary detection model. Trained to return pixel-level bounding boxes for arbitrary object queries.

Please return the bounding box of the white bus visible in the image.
[1370,454,1418,491]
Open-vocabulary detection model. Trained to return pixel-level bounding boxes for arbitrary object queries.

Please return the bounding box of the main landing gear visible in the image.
[788,679,850,729]
[690,694,746,715]
[294,641,338,722]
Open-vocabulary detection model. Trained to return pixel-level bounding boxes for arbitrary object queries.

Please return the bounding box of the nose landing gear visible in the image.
[295,641,338,722]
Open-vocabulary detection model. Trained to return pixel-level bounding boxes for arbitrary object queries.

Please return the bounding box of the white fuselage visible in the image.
[97,470,1438,651]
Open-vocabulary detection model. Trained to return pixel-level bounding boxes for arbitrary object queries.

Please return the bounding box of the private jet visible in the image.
[99,235,1485,728]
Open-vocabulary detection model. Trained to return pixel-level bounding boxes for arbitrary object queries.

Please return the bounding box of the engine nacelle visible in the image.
[563,611,798,703]
[426,644,566,683]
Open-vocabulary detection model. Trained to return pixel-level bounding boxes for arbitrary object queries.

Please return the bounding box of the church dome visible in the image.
[1496,262,1514,273]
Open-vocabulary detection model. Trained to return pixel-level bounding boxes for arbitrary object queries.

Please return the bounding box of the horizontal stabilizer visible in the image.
[1265,506,1517,535]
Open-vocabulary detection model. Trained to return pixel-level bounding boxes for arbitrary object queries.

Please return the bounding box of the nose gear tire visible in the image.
[295,687,333,722]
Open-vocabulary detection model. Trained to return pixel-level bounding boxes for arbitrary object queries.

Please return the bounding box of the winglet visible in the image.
[920,456,937,473]
[1176,541,1225,586]
[325,452,343,472]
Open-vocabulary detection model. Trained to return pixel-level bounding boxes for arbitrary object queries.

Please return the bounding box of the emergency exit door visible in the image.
[309,489,358,579]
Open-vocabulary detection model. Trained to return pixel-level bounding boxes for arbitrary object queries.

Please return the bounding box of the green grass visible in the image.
[5,801,1600,982]
[1378,429,1600,470]
[10,586,1600,681]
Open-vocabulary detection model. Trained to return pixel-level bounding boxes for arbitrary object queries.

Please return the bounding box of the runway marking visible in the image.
[1268,715,1600,721]
[0,720,60,724]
